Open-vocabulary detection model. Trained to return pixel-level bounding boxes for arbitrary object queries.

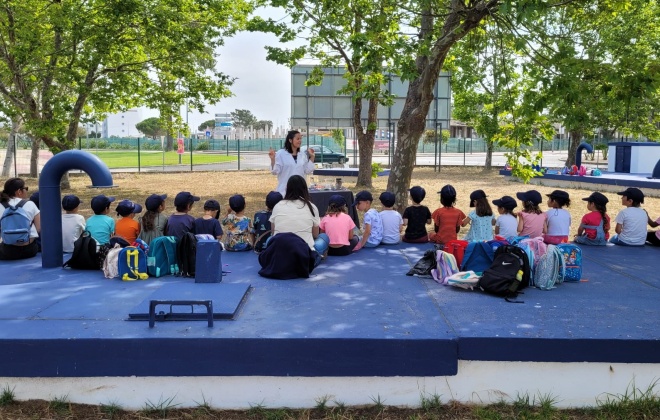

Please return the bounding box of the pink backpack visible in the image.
[517,237,547,272]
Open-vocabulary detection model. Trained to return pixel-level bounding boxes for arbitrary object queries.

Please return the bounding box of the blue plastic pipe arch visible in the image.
[575,142,593,169]
[38,150,114,268]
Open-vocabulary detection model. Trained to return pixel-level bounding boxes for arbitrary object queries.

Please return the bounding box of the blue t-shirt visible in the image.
[463,210,494,242]
[166,214,195,240]
[85,214,115,245]
[194,217,223,238]
[364,208,383,246]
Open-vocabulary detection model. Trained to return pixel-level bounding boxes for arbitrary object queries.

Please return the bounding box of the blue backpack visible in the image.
[557,243,582,282]
[118,246,149,281]
[460,242,495,274]
[147,236,178,277]
[0,200,32,245]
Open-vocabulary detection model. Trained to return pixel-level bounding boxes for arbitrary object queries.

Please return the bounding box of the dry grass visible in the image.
[42,167,660,239]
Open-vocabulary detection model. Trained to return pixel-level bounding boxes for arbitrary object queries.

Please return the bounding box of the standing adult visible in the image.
[269,130,315,196]
[270,175,329,265]
[0,178,41,260]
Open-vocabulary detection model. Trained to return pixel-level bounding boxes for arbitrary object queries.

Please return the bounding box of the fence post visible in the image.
[137,137,141,173]
[463,139,466,166]
[190,137,193,171]
[237,138,241,171]
[226,136,229,156]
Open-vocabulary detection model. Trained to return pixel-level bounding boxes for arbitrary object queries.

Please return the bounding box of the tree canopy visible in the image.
[136,118,168,139]
[198,120,216,131]
[0,0,253,155]
[230,109,258,128]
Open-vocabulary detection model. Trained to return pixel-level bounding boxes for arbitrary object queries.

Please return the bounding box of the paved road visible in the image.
[3,148,586,176]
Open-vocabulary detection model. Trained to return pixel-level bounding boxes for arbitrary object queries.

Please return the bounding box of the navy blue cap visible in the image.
[469,189,487,207]
[91,195,116,214]
[438,185,456,197]
[145,194,167,211]
[516,190,542,205]
[174,191,200,207]
[116,199,143,216]
[379,191,396,208]
[492,196,517,210]
[329,194,347,207]
[229,194,246,211]
[617,187,644,203]
[61,195,80,211]
[408,186,426,203]
[582,192,608,206]
[353,190,373,206]
[266,191,283,209]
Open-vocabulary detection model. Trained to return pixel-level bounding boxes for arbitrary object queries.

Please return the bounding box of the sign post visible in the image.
[177,137,184,164]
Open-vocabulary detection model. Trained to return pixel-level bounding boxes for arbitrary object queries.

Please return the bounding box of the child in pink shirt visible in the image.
[516,190,546,238]
[319,195,358,256]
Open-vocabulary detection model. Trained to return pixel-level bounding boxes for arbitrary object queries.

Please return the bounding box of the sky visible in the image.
[147,8,300,133]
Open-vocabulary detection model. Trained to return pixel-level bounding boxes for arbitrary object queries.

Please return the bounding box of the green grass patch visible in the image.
[86,150,236,168]
[0,385,16,406]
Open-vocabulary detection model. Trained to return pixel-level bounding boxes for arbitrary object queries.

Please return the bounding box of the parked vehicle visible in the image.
[301,145,348,164]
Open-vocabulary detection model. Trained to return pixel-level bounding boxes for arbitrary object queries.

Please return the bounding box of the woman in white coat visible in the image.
[269,130,315,196]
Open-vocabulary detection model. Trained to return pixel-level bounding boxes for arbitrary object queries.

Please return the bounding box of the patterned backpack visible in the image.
[102,244,123,279]
[533,245,566,290]
[431,250,459,284]
[557,243,582,282]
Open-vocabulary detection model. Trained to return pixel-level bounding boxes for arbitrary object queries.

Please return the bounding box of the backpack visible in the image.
[446,271,480,290]
[253,210,273,253]
[478,245,531,301]
[132,238,149,254]
[516,237,547,277]
[147,236,178,277]
[176,232,198,277]
[118,246,149,281]
[431,251,459,284]
[460,242,495,273]
[0,200,32,245]
[557,243,582,282]
[406,249,436,277]
[63,231,100,270]
[444,240,469,267]
[533,245,565,290]
[102,244,123,279]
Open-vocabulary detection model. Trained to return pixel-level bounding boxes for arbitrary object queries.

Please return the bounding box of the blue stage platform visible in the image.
[0,243,658,407]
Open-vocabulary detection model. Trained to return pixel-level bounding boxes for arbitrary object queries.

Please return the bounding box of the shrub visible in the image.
[96,140,108,149]
[196,141,209,151]
[371,162,383,178]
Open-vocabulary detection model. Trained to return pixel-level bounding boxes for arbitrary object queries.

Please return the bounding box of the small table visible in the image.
[309,190,360,228]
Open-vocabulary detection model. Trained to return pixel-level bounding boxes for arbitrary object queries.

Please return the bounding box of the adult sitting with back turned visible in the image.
[269,175,329,266]
[0,178,41,260]
[268,130,315,196]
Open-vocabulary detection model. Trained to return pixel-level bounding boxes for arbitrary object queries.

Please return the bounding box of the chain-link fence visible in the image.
[0,133,634,177]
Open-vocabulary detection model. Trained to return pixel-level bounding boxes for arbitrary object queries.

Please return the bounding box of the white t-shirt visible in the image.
[62,213,86,253]
[0,198,40,239]
[545,208,571,236]
[271,149,315,196]
[271,199,320,250]
[379,209,402,244]
[614,206,647,245]
[495,213,518,239]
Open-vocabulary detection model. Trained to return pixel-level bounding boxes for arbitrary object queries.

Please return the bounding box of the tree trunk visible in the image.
[29,136,40,177]
[387,1,497,211]
[485,138,494,170]
[2,118,19,177]
[565,130,583,167]
[355,98,378,188]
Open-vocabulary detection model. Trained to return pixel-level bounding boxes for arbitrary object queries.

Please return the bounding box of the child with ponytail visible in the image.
[574,192,610,246]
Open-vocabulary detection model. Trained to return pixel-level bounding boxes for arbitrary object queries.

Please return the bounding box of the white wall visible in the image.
[102,108,143,138]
